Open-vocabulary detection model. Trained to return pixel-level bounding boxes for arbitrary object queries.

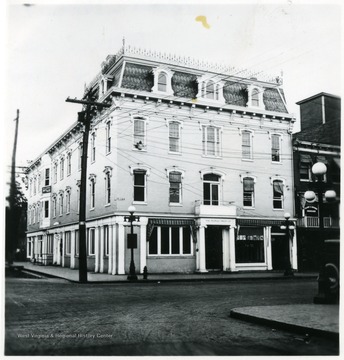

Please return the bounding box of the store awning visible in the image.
[237,218,285,226]
[147,218,197,242]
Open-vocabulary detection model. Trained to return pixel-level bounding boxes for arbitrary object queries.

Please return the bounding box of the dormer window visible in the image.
[158,72,167,92]
[152,67,174,95]
[197,76,225,103]
[246,84,265,109]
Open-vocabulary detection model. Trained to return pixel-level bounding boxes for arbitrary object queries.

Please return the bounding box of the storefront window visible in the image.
[235,227,264,263]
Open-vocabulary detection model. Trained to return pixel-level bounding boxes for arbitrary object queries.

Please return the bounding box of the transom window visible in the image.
[273,180,284,209]
[202,126,221,157]
[149,226,192,256]
[203,173,220,206]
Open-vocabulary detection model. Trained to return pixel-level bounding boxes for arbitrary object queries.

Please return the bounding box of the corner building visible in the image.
[26,45,297,275]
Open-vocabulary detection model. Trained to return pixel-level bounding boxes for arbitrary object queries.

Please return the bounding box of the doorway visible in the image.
[205,226,223,270]
[271,234,288,270]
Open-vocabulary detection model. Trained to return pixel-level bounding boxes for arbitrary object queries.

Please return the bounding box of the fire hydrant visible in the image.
[143,266,148,280]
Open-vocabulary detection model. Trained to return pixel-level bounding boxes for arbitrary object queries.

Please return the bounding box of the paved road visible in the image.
[5,277,338,356]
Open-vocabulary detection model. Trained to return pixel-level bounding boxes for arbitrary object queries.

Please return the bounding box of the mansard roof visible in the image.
[87,45,288,114]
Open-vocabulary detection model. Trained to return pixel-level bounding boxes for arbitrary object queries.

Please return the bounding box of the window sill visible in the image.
[243,206,255,210]
[300,179,311,182]
[202,155,222,159]
[273,208,285,211]
[106,151,111,156]
[168,151,182,156]
[132,148,147,152]
[104,204,111,207]
[133,201,147,205]
[271,161,282,165]
[148,254,194,258]
[242,158,254,162]
[169,203,183,207]
[90,208,95,211]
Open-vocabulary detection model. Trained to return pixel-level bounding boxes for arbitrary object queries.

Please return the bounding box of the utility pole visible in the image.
[66,95,110,283]
[6,110,20,266]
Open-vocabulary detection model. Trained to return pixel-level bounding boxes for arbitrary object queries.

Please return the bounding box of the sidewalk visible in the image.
[12,261,318,283]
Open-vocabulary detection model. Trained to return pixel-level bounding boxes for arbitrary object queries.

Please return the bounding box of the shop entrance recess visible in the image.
[205,226,223,270]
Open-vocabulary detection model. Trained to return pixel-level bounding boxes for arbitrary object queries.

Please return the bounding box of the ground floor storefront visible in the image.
[26,215,297,274]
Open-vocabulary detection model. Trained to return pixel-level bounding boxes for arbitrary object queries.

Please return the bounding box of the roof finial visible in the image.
[122,36,126,53]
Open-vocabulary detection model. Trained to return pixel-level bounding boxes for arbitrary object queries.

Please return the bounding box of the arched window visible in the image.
[104,167,112,205]
[203,173,221,205]
[158,72,167,92]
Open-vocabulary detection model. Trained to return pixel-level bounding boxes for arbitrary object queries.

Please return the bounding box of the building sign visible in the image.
[42,186,51,194]
[305,205,318,217]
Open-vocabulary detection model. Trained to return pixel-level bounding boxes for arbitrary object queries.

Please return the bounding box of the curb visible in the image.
[230,309,339,340]
[14,267,317,284]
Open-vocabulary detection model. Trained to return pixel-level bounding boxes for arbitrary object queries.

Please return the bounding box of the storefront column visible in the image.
[291,230,298,270]
[26,237,30,259]
[117,220,125,275]
[228,226,236,271]
[139,218,148,273]
[100,225,104,273]
[61,232,65,267]
[108,224,113,274]
[95,226,100,273]
[222,227,230,271]
[111,224,117,275]
[265,226,273,270]
[70,230,76,269]
[198,226,207,273]
[57,234,62,265]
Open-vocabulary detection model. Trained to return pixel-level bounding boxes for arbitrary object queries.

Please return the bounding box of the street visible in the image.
[5,277,338,356]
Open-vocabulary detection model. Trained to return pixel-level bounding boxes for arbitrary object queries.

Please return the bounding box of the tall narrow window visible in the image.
[106,122,111,154]
[169,171,182,204]
[202,126,221,157]
[66,190,71,214]
[242,131,253,160]
[59,193,64,215]
[78,143,83,170]
[203,174,220,206]
[54,163,58,183]
[33,177,37,195]
[105,171,111,205]
[271,134,281,162]
[133,170,146,202]
[75,230,79,256]
[158,72,167,92]
[134,118,146,149]
[65,231,71,255]
[32,205,36,223]
[60,158,64,180]
[273,180,284,209]
[44,200,49,218]
[53,196,57,217]
[45,168,50,186]
[104,225,109,256]
[169,121,181,153]
[88,228,95,255]
[67,152,72,176]
[243,178,255,207]
[90,178,96,209]
[91,133,96,162]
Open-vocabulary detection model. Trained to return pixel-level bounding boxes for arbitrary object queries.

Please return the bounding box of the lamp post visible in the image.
[303,162,337,303]
[124,205,139,281]
[280,212,295,276]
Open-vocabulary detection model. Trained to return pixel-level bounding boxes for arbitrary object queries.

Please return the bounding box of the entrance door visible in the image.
[271,234,288,270]
[205,226,223,270]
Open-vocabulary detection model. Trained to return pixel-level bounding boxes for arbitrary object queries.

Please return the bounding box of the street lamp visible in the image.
[124,205,139,281]
[304,162,337,303]
[280,212,295,276]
